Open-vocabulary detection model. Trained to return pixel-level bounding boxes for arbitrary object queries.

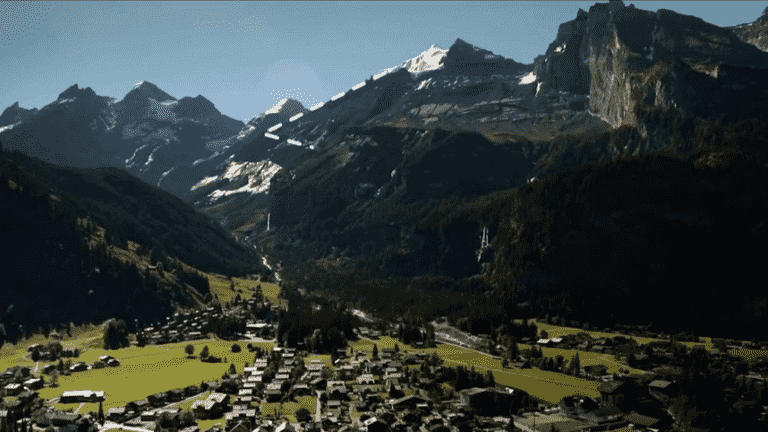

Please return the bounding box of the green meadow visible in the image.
[207,275,281,306]
[2,334,275,411]
[349,336,602,404]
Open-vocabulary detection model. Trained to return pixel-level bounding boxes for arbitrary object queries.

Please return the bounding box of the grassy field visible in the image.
[261,395,317,422]
[531,321,718,351]
[4,337,275,411]
[349,336,601,404]
[206,275,281,306]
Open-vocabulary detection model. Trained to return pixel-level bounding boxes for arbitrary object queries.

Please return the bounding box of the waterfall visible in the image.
[266,213,270,231]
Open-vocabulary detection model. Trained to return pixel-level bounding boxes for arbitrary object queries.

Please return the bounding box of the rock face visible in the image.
[729,6,768,52]
[532,0,768,130]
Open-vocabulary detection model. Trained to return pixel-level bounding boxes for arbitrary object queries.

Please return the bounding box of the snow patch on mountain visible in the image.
[403,44,447,74]
[519,71,537,85]
[193,160,283,203]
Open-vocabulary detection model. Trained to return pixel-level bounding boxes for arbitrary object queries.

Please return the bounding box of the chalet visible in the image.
[99,355,114,362]
[45,411,81,427]
[192,392,229,419]
[42,364,57,375]
[107,407,126,421]
[292,383,310,395]
[597,380,626,407]
[648,380,677,400]
[141,409,159,422]
[459,387,515,416]
[363,417,388,432]
[310,378,327,390]
[69,362,88,372]
[108,358,121,367]
[624,411,662,431]
[579,404,623,424]
[4,383,22,396]
[23,378,44,390]
[264,390,281,402]
[391,394,429,411]
[60,390,104,403]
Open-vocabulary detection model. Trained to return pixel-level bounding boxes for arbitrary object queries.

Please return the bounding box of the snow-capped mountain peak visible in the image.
[261,98,308,117]
[124,81,177,103]
[402,44,448,74]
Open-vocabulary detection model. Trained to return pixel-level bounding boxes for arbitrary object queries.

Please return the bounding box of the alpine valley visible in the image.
[3,0,768,341]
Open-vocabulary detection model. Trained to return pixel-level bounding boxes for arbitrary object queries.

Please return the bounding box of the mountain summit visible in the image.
[125,81,177,102]
[441,38,529,76]
[402,44,448,75]
[262,98,308,117]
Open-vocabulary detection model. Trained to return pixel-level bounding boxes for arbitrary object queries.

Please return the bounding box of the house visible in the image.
[107,407,126,421]
[292,384,310,396]
[69,363,88,372]
[583,364,609,379]
[363,416,389,432]
[391,394,429,411]
[22,377,43,391]
[107,358,121,367]
[4,383,22,396]
[192,393,230,419]
[264,390,281,402]
[42,364,57,375]
[579,404,624,424]
[60,390,105,403]
[597,380,626,407]
[459,388,515,416]
[648,380,677,400]
[624,411,661,430]
[47,411,81,427]
[275,422,295,432]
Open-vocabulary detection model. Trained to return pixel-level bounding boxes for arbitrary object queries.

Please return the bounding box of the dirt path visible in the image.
[74,402,86,414]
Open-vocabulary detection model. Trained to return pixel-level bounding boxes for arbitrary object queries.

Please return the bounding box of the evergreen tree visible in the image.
[570,351,581,376]
[372,343,378,359]
[98,400,104,422]
[200,345,210,359]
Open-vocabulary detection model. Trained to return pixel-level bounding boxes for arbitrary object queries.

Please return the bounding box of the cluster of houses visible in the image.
[141,309,219,344]
[142,302,279,345]
[1,366,99,432]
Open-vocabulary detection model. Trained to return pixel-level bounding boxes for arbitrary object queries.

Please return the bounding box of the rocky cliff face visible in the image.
[531,0,768,132]
[729,6,768,52]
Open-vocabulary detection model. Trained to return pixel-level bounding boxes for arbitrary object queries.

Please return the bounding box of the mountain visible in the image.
[0,148,214,342]
[0,146,267,277]
[4,1,768,338]
[0,81,246,198]
[244,1,768,338]
[729,6,768,52]
[0,102,38,129]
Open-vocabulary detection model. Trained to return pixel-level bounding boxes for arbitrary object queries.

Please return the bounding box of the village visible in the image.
[2,290,768,432]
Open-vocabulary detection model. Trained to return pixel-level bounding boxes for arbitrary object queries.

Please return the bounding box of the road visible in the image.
[99,421,153,432]
[315,390,322,423]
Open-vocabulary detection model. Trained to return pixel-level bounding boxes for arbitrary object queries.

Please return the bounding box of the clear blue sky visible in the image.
[1,1,766,123]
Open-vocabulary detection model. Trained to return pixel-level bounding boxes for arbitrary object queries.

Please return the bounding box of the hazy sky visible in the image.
[1,1,766,123]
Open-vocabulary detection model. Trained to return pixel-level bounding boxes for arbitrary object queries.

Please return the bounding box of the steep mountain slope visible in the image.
[1,148,266,276]
[0,148,213,341]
